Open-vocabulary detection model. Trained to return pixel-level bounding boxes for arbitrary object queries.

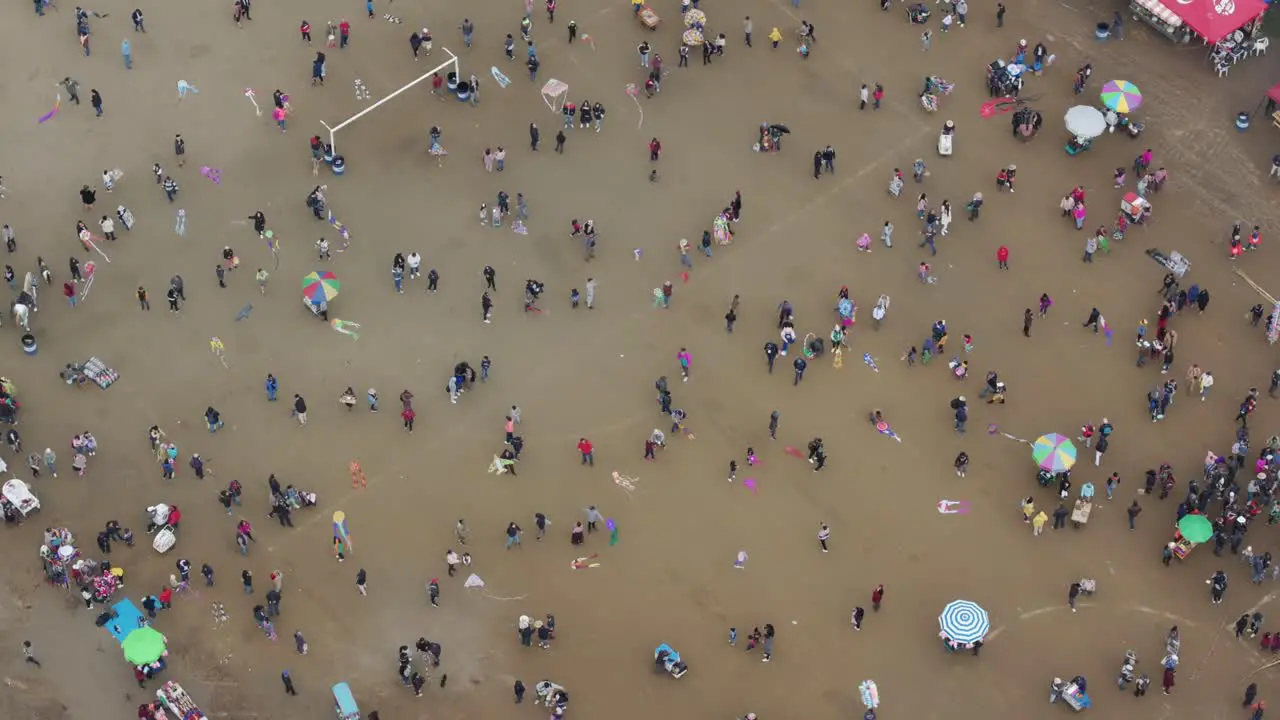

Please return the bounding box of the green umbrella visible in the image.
[122,626,167,665]
[1177,514,1213,544]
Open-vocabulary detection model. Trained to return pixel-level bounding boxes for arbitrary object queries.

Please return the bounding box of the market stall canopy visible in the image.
[1064,105,1107,140]
[122,626,167,665]
[1177,513,1214,544]
[1135,0,1184,28]
[1101,80,1143,113]
[938,600,990,644]
[1267,82,1280,105]
[1178,0,1267,44]
[1032,433,1077,473]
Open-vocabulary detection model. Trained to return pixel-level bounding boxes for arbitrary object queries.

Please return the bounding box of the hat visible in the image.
[534,620,544,628]
[958,396,966,402]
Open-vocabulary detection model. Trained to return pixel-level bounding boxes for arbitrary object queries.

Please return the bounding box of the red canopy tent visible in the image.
[1177,0,1268,44]
[1268,82,1280,105]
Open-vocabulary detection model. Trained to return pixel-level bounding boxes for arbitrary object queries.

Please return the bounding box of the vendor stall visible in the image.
[939,599,990,652]
[1050,676,1092,710]
[1172,513,1213,559]
[1131,0,1191,42]
[155,680,206,720]
[1130,0,1267,46]
[2,478,38,517]
[1071,499,1092,528]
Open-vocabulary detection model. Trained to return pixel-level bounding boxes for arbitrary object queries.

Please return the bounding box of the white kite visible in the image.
[177,80,200,102]
[612,471,639,494]
[490,66,512,89]
[243,88,261,116]
[540,78,569,113]
[463,573,485,589]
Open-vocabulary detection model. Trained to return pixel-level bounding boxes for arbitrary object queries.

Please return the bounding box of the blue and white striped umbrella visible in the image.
[938,600,990,644]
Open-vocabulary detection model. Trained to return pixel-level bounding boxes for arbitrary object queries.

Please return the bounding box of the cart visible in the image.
[655,643,689,678]
[2,478,39,517]
[1070,499,1091,528]
[332,682,361,720]
[1170,529,1197,560]
[156,680,207,720]
[1051,676,1092,710]
[152,526,176,554]
[637,5,660,30]
[1121,192,1150,224]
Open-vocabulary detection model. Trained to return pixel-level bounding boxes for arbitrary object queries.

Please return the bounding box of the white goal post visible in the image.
[320,48,460,154]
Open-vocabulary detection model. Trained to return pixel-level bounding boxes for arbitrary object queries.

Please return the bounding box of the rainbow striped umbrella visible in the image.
[1100,80,1142,113]
[302,270,340,304]
[1032,433,1077,473]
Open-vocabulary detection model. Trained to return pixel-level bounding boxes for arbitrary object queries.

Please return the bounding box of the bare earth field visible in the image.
[1,0,1280,718]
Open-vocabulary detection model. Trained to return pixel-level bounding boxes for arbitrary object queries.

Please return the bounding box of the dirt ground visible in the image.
[3,0,1280,718]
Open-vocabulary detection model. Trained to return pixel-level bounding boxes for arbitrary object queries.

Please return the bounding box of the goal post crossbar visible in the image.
[320,48,460,154]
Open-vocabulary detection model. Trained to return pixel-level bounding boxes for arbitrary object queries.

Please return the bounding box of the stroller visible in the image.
[654,643,689,678]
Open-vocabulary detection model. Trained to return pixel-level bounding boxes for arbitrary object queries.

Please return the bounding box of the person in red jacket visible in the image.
[64,282,77,308]
[996,245,1009,270]
[871,584,885,611]
[339,19,351,48]
[649,138,661,161]
[167,505,182,531]
[577,438,594,466]
[158,586,173,609]
[299,20,312,43]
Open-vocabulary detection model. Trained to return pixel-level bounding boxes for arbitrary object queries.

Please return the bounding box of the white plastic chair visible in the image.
[1254,37,1269,56]
[1216,63,1230,78]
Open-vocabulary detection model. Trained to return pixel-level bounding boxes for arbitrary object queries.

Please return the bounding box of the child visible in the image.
[955,451,969,477]
[918,262,930,283]
[1113,167,1126,188]
[729,627,738,643]
[570,288,580,308]
[728,459,737,482]
[904,346,918,366]
[962,334,974,353]
[746,447,757,466]
[479,204,488,226]
[746,627,761,651]
[1078,423,1095,448]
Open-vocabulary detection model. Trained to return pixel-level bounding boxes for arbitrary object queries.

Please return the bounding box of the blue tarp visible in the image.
[103,598,146,644]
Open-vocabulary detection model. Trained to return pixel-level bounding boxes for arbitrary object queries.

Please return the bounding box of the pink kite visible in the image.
[784,446,805,459]
[743,478,758,494]
[200,166,222,185]
[38,94,61,124]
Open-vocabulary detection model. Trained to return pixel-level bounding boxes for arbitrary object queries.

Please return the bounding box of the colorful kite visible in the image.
[38,94,61,124]
[330,319,361,339]
[624,83,643,128]
[176,80,200,101]
[488,454,516,474]
[873,421,902,443]
[863,352,880,373]
[937,499,970,514]
[200,166,222,185]
[326,209,350,241]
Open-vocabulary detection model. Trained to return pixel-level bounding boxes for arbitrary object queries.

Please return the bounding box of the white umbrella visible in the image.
[1064,106,1107,140]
